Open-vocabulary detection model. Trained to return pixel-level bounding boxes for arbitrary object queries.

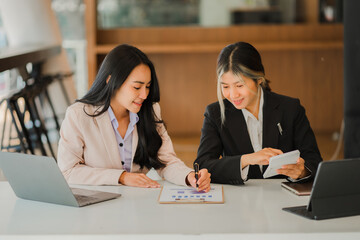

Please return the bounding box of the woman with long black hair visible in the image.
[57,44,211,191]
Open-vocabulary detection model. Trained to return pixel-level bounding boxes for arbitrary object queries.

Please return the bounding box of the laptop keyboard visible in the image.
[74,194,99,206]
[283,205,315,219]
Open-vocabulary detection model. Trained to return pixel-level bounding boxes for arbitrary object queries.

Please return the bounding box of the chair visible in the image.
[0,88,31,153]
[0,44,72,161]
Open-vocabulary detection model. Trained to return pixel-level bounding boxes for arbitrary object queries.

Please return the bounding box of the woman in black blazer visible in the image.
[195,42,322,185]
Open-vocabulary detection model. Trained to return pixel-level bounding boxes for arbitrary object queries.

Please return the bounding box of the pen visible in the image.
[194,163,199,191]
[277,123,283,135]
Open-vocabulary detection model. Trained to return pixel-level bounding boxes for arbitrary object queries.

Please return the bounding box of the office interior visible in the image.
[0,0,348,180]
[2,0,360,239]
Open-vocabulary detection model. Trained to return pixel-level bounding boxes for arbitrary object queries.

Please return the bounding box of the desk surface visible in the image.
[1,179,360,239]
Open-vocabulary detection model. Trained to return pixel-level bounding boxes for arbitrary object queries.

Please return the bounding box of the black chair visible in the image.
[0,84,56,158]
[0,71,74,159]
[35,71,74,132]
[0,88,32,153]
[0,44,68,160]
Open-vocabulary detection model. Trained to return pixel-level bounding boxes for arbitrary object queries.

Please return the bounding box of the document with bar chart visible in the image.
[158,185,224,204]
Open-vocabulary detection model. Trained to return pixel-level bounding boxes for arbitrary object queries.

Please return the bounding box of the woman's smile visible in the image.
[133,101,143,107]
[232,98,244,106]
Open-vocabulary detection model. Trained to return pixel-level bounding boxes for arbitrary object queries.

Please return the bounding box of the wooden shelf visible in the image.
[95,41,343,54]
[84,0,344,134]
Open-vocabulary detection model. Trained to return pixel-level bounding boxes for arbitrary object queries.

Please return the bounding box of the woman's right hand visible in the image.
[118,172,161,188]
[241,148,283,169]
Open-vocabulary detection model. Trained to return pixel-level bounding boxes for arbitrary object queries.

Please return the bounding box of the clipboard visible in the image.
[158,185,224,204]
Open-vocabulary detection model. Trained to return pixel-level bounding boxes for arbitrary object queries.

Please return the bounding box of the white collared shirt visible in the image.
[240,88,264,180]
[108,107,139,172]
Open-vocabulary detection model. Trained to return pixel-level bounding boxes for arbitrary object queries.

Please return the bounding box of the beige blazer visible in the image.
[57,102,193,186]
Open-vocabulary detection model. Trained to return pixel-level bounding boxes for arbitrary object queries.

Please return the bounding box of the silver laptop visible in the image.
[0,152,121,207]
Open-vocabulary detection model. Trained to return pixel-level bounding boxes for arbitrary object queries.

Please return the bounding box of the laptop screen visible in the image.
[307,158,360,217]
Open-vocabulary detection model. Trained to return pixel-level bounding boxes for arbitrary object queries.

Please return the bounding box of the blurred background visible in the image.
[0,0,344,175]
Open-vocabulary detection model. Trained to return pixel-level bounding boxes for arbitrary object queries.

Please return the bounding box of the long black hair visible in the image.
[77,44,165,170]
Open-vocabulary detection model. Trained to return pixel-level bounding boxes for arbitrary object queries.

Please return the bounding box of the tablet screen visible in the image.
[263,150,300,178]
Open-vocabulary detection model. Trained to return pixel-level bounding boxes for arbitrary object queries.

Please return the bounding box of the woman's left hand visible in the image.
[187,169,211,192]
[276,157,309,179]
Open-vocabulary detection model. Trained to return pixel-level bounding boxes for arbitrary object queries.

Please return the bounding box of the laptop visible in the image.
[0,152,121,207]
[283,158,360,220]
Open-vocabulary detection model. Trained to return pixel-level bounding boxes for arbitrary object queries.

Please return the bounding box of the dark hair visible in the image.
[217,41,271,91]
[76,44,165,170]
[216,42,271,125]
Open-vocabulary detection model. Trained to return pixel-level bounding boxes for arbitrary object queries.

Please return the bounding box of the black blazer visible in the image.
[195,90,322,185]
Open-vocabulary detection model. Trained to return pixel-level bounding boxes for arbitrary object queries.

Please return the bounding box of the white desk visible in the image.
[1,179,360,240]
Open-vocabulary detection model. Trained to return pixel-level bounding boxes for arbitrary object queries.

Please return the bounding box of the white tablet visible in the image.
[263,150,300,178]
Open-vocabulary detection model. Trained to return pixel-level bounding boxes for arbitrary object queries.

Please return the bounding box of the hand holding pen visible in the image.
[194,163,199,190]
[186,163,211,192]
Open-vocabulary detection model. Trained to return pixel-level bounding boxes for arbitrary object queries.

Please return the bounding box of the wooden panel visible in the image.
[97,24,343,45]
[84,1,343,135]
[149,53,218,136]
[95,41,343,54]
[150,49,343,136]
[84,0,97,87]
[261,49,343,132]
[91,45,344,135]
[303,0,319,23]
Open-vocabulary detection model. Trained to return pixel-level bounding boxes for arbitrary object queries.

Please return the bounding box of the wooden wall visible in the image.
[146,47,343,136]
[85,0,343,136]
